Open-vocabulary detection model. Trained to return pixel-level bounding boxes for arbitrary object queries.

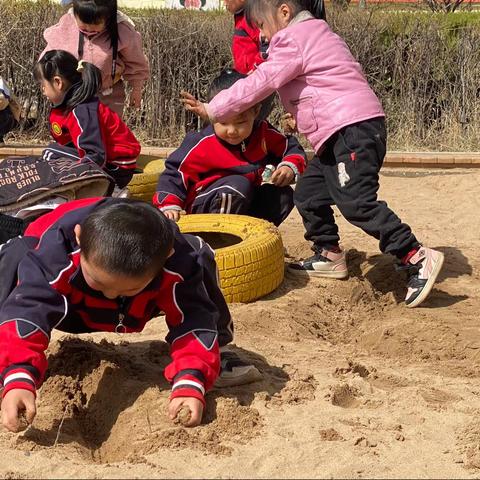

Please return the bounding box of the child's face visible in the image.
[254,3,293,41]
[213,106,260,146]
[223,0,245,13]
[81,254,155,299]
[39,75,67,105]
[74,15,106,35]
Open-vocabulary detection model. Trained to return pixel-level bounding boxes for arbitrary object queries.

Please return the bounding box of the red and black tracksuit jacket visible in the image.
[232,10,268,74]
[153,121,306,212]
[44,87,140,188]
[0,198,228,406]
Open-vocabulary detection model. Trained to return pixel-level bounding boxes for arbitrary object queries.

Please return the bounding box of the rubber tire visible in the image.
[178,214,285,303]
[127,158,165,202]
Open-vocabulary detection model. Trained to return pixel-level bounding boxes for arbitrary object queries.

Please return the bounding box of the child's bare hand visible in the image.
[271,166,295,187]
[280,113,297,134]
[129,89,142,109]
[168,397,204,427]
[1,389,36,432]
[180,91,208,121]
[163,209,180,222]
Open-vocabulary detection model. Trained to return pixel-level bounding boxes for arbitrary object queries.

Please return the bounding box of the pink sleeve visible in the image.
[118,23,150,92]
[207,32,303,122]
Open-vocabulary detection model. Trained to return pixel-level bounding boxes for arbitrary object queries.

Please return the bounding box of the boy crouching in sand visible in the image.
[0,198,256,432]
[154,69,306,227]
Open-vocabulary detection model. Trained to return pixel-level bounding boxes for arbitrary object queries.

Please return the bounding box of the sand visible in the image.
[1,167,480,479]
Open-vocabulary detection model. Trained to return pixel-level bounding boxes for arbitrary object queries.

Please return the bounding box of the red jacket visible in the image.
[44,88,140,188]
[232,10,268,74]
[0,198,225,406]
[153,121,306,212]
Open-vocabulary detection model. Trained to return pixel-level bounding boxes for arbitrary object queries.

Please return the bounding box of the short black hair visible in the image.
[80,199,174,277]
[207,68,248,102]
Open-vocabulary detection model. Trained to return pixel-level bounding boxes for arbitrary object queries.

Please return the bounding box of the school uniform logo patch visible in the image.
[51,122,62,136]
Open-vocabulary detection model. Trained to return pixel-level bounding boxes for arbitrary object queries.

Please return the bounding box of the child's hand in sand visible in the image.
[168,397,204,427]
[180,91,209,121]
[163,209,181,222]
[271,165,295,187]
[1,389,36,432]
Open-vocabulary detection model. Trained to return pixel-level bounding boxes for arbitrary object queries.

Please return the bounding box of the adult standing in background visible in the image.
[40,0,150,117]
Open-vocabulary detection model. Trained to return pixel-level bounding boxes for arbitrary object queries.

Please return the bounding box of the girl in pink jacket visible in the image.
[182,0,444,309]
[41,0,149,117]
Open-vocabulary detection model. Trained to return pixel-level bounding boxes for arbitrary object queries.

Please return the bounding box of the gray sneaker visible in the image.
[215,350,262,388]
[287,248,348,279]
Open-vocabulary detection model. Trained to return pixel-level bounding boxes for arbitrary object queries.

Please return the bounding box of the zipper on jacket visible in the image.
[115,297,128,334]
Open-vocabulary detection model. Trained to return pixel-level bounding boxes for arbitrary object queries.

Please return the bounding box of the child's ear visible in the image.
[74,224,82,246]
[279,3,293,22]
[53,75,65,91]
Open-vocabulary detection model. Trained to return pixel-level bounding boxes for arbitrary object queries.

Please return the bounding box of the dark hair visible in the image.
[73,0,118,51]
[34,50,102,111]
[246,0,326,28]
[208,68,248,102]
[80,199,175,278]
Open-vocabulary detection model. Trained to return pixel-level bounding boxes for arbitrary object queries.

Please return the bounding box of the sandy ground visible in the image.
[1,167,480,479]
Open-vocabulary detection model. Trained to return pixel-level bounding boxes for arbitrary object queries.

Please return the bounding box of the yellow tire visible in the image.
[127,157,166,202]
[178,214,284,303]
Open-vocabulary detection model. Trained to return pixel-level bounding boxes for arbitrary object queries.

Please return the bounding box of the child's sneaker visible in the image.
[403,247,444,308]
[215,349,262,388]
[287,248,348,279]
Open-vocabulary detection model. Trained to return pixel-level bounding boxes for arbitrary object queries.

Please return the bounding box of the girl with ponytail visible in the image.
[34,50,140,189]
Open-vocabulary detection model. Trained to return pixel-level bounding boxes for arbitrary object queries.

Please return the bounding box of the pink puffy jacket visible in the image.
[207,13,384,153]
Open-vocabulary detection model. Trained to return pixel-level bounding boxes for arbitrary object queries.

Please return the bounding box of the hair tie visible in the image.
[77,60,86,73]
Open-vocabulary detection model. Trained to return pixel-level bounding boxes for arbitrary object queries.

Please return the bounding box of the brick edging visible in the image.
[1,145,480,168]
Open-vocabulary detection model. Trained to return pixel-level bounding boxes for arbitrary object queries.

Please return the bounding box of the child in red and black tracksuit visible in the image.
[225,0,272,120]
[154,69,306,226]
[35,49,140,189]
[227,0,268,74]
[0,197,234,432]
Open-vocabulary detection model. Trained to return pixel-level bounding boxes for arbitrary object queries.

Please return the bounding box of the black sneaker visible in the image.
[403,247,444,308]
[215,349,262,388]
